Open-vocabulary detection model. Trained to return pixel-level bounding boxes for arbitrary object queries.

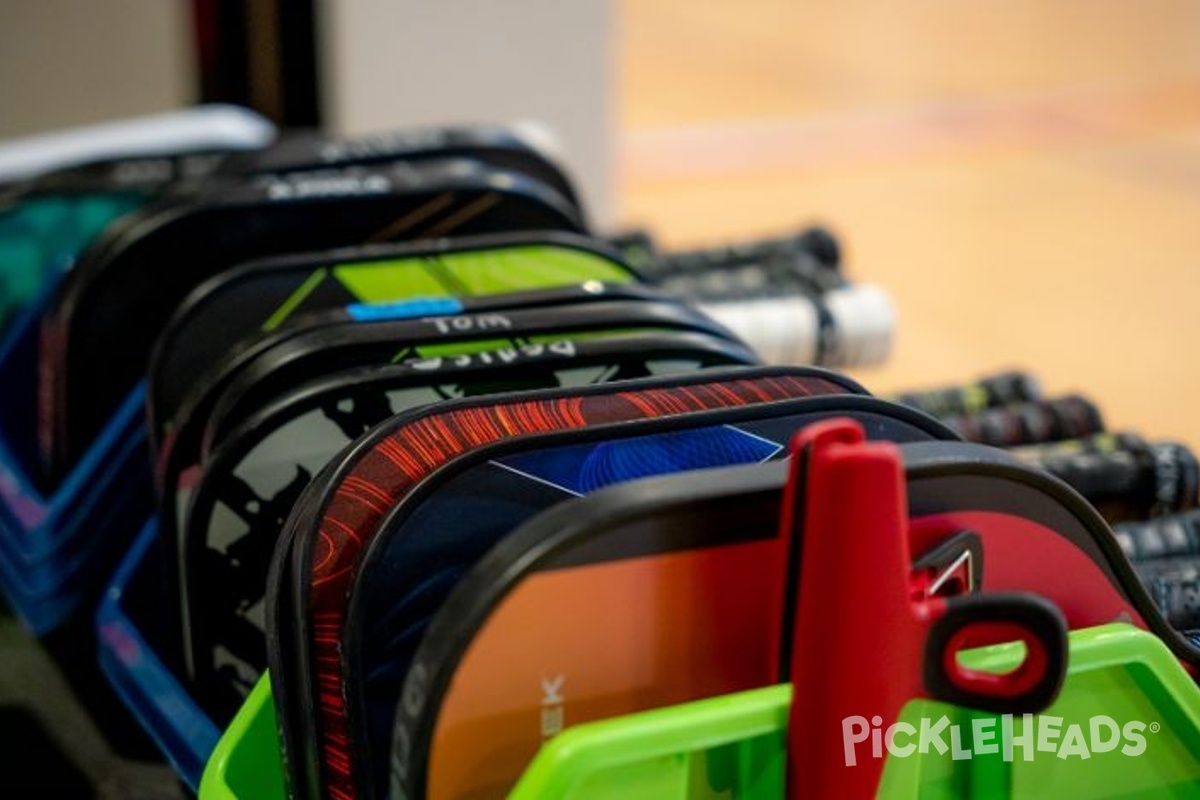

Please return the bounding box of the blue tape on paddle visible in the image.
[346,296,464,322]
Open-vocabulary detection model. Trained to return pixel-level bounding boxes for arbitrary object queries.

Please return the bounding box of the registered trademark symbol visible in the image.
[1150,722,1161,733]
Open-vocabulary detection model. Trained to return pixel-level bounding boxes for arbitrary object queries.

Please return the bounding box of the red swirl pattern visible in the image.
[305,373,850,799]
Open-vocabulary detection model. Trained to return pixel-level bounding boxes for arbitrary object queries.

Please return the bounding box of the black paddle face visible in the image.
[384,436,1169,800]
[158,278,660,530]
[39,157,584,480]
[201,298,741,454]
[158,293,734,625]
[21,151,235,196]
[347,396,955,800]
[204,330,755,460]
[154,294,722,729]
[147,233,640,447]
[181,332,757,723]
[218,125,583,212]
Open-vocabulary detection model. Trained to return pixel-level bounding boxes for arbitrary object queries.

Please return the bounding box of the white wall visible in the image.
[317,0,615,225]
[0,0,615,224]
[0,0,193,138]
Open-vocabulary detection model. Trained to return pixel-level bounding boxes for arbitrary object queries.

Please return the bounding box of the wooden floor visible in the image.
[616,0,1200,448]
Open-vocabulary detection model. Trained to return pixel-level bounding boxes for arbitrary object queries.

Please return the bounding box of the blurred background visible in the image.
[3,0,1199,445]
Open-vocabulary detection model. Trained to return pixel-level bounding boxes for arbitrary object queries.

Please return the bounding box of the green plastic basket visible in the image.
[514,624,1200,799]
[199,624,1200,799]
[198,676,284,800]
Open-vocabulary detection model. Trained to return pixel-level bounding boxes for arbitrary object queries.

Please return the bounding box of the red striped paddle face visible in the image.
[273,367,867,800]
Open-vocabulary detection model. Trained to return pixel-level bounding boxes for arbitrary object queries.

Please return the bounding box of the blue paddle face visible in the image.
[348,404,950,799]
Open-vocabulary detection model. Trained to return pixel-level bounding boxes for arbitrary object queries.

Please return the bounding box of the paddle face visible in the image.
[199,303,729,453]
[200,298,739,450]
[147,232,640,447]
[159,295,736,664]
[162,293,731,523]
[264,368,877,800]
[0,151,236,338]
[39,157,583,479]
[393,459,793,800]
[152,262,661,713]
[900,443,1199,667]
[0,192,142,336]
[388,437,1164,800]
[902,450,1154,634]
[350,398,953,800]
[19,150,234,196]
[181,331,758,721]
[219,124,583,211]
[155,245,647,589]
[3,123,567,346]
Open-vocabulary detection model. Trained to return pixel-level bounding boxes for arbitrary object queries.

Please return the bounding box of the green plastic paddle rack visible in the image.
[875,622,1200,798]
[198,677,284,800]
[199,624,1200,799]
[511,684,790,800]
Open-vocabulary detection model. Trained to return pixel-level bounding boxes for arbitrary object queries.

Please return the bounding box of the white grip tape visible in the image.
[700,298,818,365]
[0,104,278,183]
[826,283,895,367]
[699,282,895,367]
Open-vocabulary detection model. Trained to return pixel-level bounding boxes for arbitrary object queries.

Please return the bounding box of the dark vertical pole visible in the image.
[277,0,321,127]
[188,0,322,129]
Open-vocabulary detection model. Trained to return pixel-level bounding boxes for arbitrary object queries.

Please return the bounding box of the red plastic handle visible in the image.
[924,593,1066,714]
[944,622,1048,697]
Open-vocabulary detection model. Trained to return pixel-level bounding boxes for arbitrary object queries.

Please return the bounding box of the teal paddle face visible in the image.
[1,149,251,339]
[0,192,144,335]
